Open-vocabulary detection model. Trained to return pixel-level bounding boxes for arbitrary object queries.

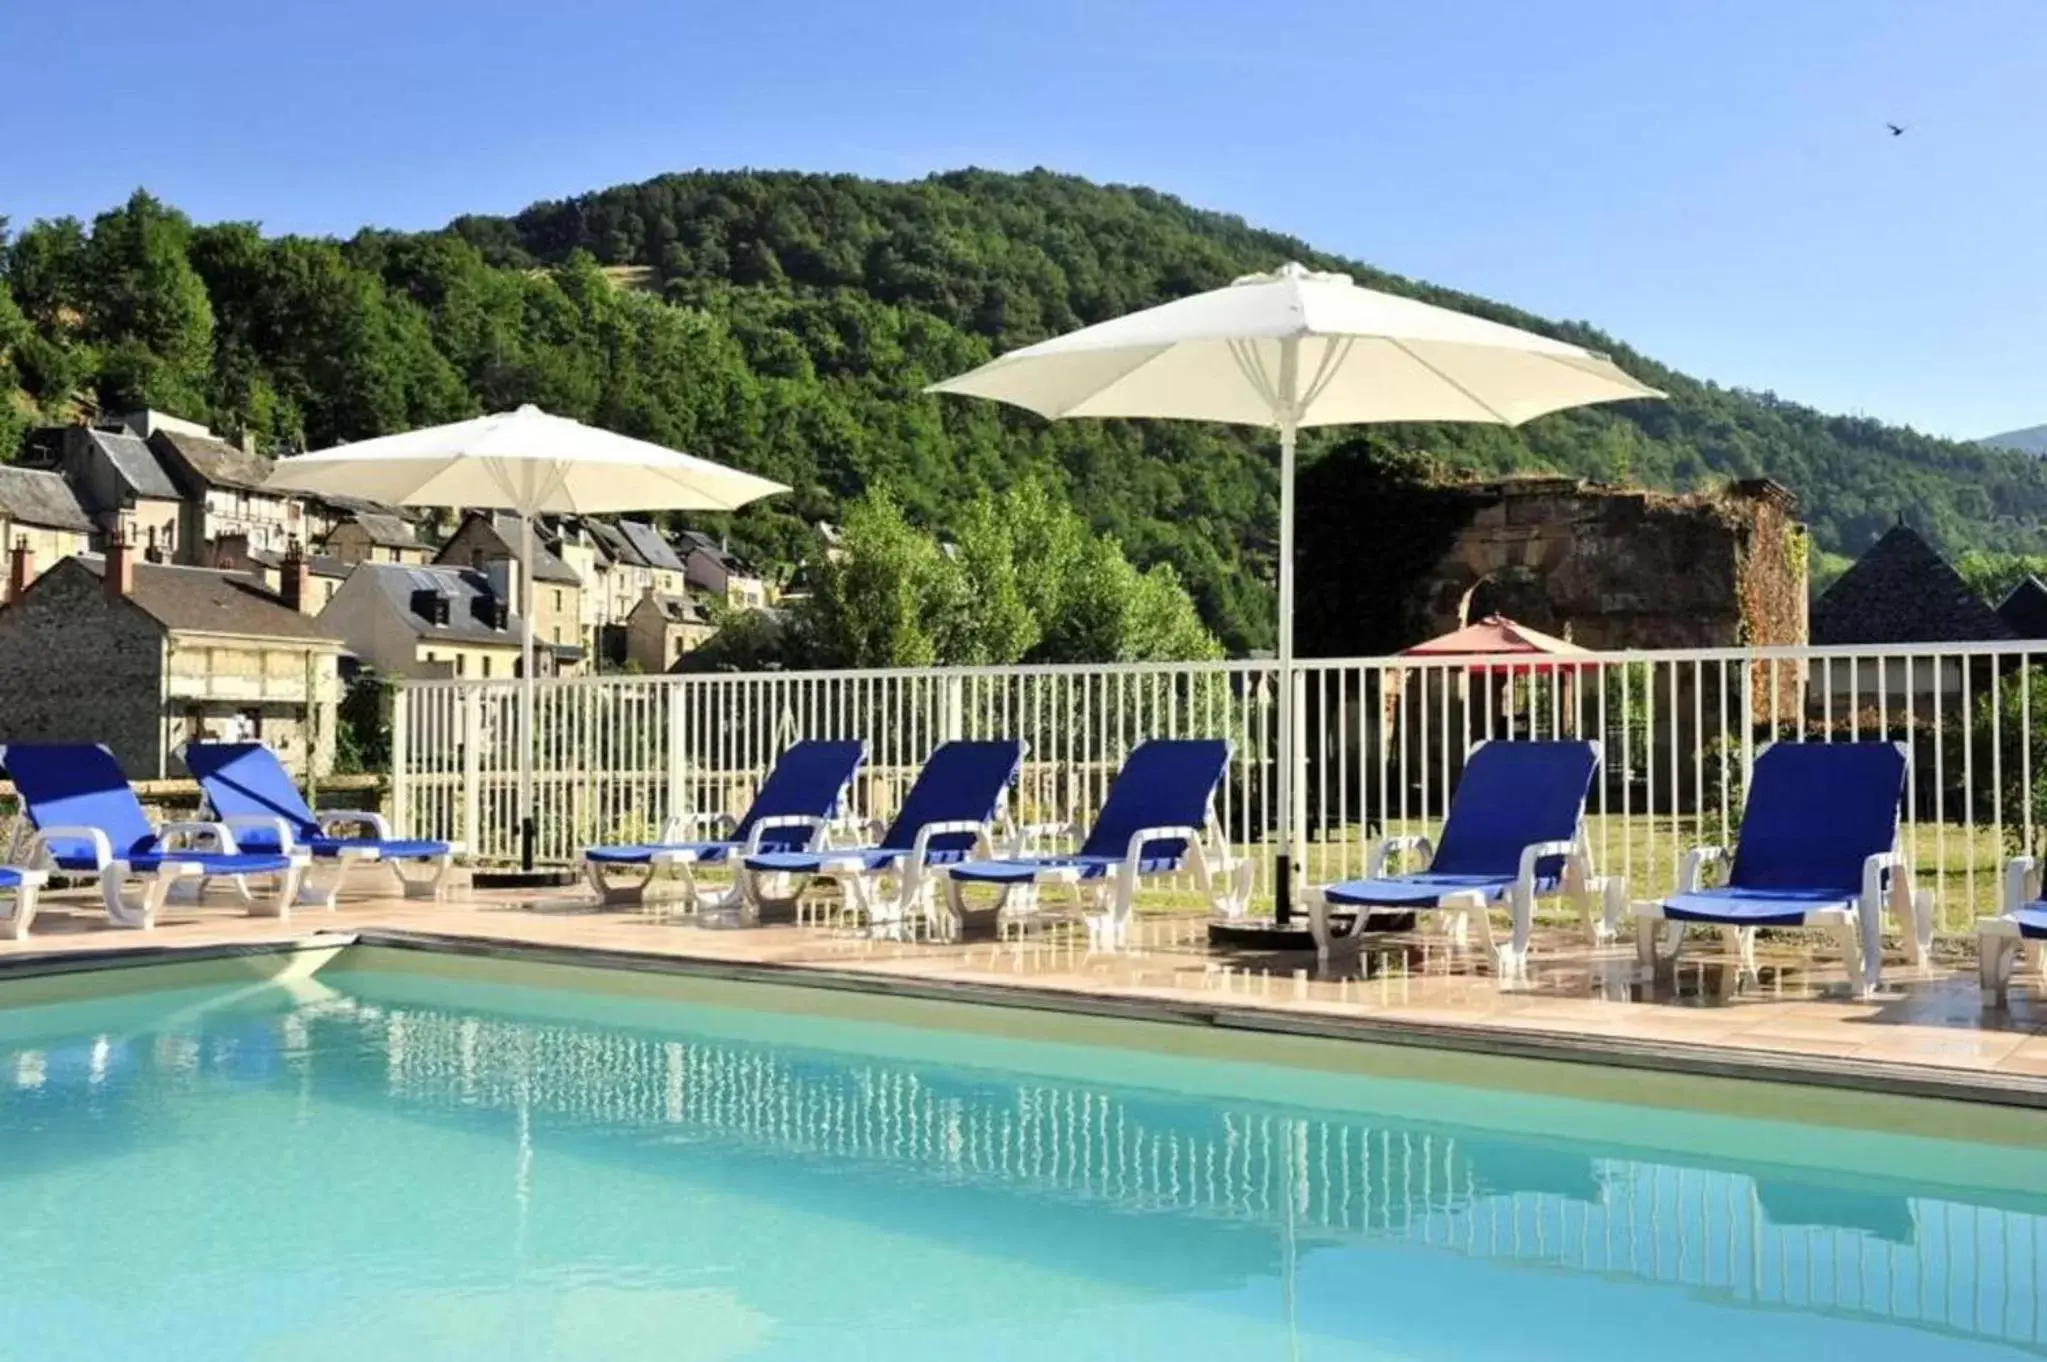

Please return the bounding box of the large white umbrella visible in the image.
[928,263,1663,920]
[265,403,788,868]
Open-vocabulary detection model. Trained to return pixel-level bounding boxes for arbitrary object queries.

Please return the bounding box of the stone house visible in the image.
[0,466,96,587]
[54,426,185,559]
[0,539,342,779]
[677,528,768,609]
[624,589,714,672]
[318,562,525,680]
[435,512,585,672]
[618,520,691,599]
[323,511,429,566]
[142,416,306,560]
[581,519,656,634]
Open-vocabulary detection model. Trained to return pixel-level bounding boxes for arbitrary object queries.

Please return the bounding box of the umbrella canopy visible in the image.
[260,404,787,515]
[1401,614,1594,670]
[265,404,787,869]
[929,262,1663,918]
[928,262,1661,426]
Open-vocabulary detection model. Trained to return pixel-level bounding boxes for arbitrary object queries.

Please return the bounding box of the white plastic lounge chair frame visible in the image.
[946,808,1252,948]
[1310,740,1619,971]
[1979,856,2047,1007]
[1634,742,1931,998]
[3,818,309,930]
[594,811,835,914]
[0,866,50,941]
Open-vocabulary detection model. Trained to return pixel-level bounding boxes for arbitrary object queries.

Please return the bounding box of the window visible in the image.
[553,588,563,612]
[481,656,492,679]
[455,654,466,677]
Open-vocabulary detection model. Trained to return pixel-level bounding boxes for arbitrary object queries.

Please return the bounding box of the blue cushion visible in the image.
[1729,743,1904,895]
[746,848,907,875]
[1431,741,1599,882]
[2015,906,2047,941]
[0,867,27,889]
[1323,873,1520,909]
[306,837,450,861]
[1659,887,1857,926]
[180,742,325,842]
[125,851,298,877]
[0,743,159,858]
[875,740,1025,852]
[585,840,735,867]
[1076,740,1231,863]
[729,739,865,843]
[948,853,1189,885]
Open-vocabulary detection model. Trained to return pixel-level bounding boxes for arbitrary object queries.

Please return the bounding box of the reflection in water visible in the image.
[354,997,2045,1352]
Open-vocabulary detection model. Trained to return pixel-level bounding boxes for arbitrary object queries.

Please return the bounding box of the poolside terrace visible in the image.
[2,877,2042,1105]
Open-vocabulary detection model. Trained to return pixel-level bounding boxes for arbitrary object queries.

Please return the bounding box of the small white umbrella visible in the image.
[265,404,788,867]
[929,263,1663,920]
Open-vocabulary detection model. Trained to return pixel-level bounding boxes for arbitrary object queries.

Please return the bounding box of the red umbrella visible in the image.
[1399,615,1594,673]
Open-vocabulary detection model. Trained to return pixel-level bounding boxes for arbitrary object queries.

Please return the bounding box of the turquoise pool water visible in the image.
[1,957,2043,1362]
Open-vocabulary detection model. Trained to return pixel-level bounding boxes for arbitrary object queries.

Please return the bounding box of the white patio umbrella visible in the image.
[928,263,1663,920]
[265,404,788,868]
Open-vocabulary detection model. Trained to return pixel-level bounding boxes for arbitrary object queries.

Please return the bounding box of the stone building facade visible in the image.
[0,542,341,778]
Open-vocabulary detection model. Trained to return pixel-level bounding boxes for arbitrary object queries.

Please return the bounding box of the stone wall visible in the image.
[0,564,167,775]
[1411,477,1807,650]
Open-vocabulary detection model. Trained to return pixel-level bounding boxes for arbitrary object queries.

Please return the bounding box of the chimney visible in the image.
[7,537,33,603]
[106,530,134,600]
[281,536,312,614]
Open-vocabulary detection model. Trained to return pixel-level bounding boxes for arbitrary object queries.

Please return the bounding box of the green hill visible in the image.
[6,167,2047,653]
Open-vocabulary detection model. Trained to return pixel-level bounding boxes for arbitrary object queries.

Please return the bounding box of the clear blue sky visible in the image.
[4,0,2039,439]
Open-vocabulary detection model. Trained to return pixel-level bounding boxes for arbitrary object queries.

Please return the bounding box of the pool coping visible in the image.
[2,926,2043,1112]
[347,928,2047,1111]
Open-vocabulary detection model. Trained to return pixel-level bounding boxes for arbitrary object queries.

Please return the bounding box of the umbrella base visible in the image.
[472,868,582,890]
[1207,912,1419,952]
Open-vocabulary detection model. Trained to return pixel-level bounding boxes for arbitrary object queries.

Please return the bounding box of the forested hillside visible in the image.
[6,167,2046,653]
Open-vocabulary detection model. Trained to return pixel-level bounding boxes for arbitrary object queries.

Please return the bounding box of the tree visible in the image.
[80,191,215,415]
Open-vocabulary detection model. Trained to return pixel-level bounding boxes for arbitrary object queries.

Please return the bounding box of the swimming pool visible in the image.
[2,947,2043,1361]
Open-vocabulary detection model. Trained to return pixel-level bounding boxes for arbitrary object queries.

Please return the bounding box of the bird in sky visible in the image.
[1886,122,1908,136]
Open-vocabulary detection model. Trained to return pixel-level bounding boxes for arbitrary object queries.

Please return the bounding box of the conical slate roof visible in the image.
[1810,525,2013,645]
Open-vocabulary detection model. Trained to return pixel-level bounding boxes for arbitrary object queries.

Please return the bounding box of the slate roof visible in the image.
[1810,525,2015,645]
[618,519,686,573]
[675,527,759,576]
[359,562,526,646]
[0,466,95,534]
[84,429,182,500]
[583,518,648,568]
[641,593,709,626]
[436,512,582,585]
[149,428,277,494]
[351,512,421,550]
[70,557,339,642]
[1997,576,2047,641]
[243,546,352,580]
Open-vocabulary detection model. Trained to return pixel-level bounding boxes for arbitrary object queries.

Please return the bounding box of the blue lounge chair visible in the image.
[0,864,49,941]
[740,739,1025,933]
[1635,741,1927,996]
[582,739,867,910]
[0,742,310,929]
[942,738,1249,946]
[1977,858,2047,1007]
[181,741,462,908]
[1310,740,1613,969]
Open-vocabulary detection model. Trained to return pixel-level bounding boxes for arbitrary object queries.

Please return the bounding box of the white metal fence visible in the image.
[390,641,2047,931]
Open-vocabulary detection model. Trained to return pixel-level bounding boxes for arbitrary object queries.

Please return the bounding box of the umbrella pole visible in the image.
[520,513,537,871]
[1275,340,1302,924]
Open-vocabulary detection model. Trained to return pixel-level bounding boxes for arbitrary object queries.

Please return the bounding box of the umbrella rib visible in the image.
[1225,340,1283,416]
[1385,339,1519,425]
[1297,336,1356,413]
